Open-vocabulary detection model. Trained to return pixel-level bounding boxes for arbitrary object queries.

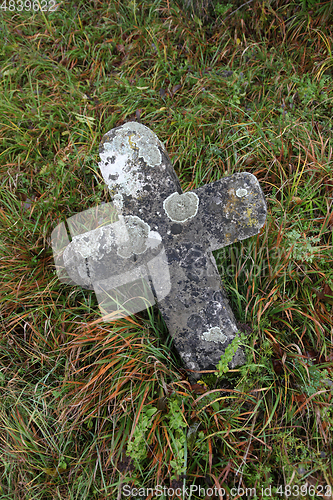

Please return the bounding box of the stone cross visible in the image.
[51,122,266,379]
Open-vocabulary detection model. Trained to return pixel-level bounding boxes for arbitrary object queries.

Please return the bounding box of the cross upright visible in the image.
[52,122,266,378]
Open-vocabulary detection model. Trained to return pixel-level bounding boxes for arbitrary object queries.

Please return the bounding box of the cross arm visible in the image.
[193,172,267,251]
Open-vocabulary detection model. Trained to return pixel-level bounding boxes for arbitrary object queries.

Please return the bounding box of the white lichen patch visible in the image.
[122,122,165,167]
[236,188,248,198]
[98,122,165,198]
[116,215,162,258]
[146,230,162,249]
[99,149,143,198]
[64,225,117,261]
[113,216,130,246]
[201,327,227,344]
[163,191,199,223]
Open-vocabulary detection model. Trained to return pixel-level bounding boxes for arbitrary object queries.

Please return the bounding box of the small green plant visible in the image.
[126,406,158,464]
[126,397,187,479]
[285,229,320,263]
[215,332,245,377]
[225,74,247,107]
[290,74,330,108]
[166,397,187,478]
[190,429,210,463]
[292,358,330,397]
[214,2,233,16]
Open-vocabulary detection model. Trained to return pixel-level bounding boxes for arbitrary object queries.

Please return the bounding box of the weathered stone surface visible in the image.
[52,122,267,378]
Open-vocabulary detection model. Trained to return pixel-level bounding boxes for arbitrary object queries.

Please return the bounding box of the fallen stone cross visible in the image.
[52,122,266,378]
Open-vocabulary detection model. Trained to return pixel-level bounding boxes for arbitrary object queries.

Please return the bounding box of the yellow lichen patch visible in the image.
[223,188,238,216]
[246,207,258,227]
[128,133,138,151]
[224,232,232,245]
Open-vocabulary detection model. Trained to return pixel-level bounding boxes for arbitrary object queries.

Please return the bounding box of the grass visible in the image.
[0,0,333,498]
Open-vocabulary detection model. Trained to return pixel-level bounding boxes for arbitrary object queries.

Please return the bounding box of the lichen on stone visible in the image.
[65,225,115,261]
[98,122,166,198]
[116,215,149,258]
[146,230,162,249]
[116,215,162,258]
[236,188,248,197]
[163,191,199,223]
[201,326,227,344]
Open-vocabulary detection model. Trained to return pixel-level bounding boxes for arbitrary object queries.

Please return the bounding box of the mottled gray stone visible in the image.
[51,122,267,379]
